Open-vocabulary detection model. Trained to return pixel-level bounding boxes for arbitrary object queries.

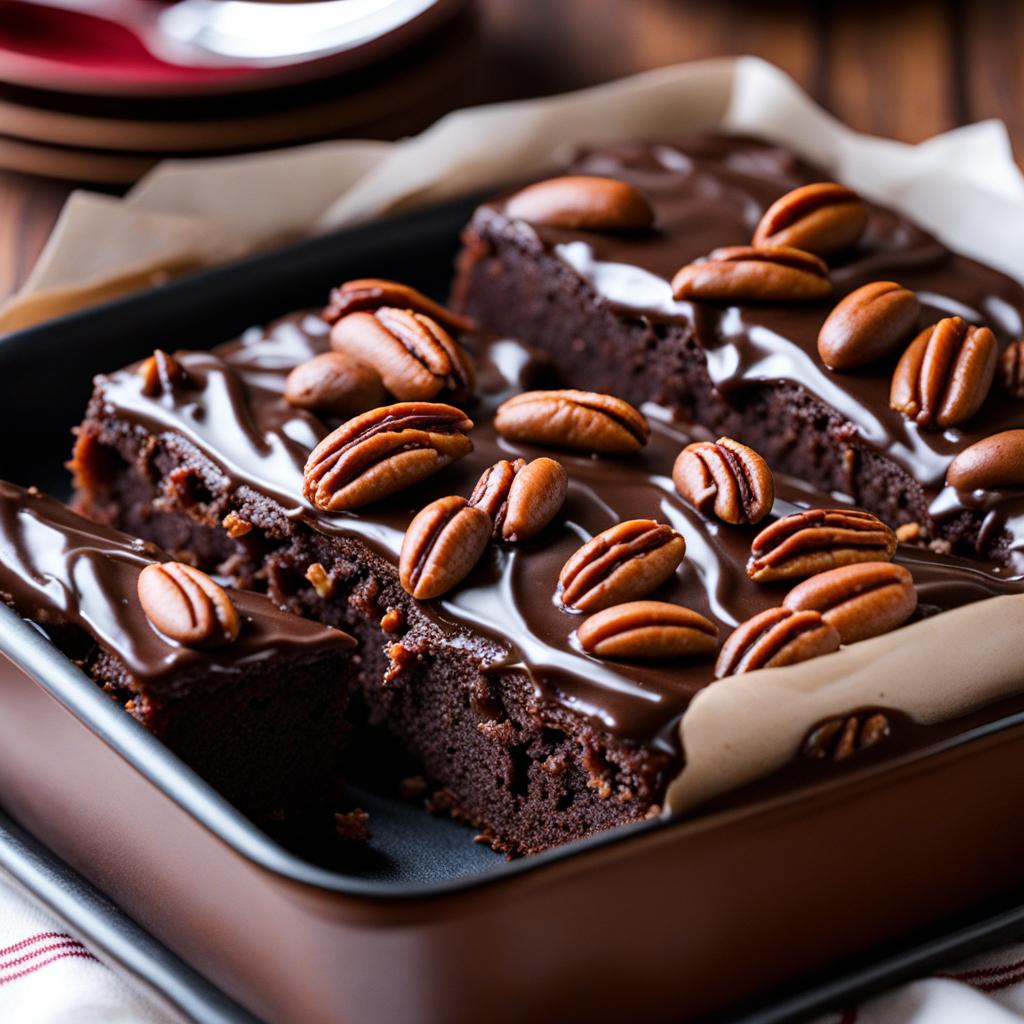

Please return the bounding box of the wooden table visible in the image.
[1,0,1021,304]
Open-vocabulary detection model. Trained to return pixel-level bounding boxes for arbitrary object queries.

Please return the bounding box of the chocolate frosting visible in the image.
[0,480,351,691]
[90,314,1022,751]
[484,136,1024,574]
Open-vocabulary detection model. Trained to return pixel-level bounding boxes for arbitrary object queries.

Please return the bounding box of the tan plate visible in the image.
[0,31,471,173]
[0,135,156,184]
[0,39,470,184]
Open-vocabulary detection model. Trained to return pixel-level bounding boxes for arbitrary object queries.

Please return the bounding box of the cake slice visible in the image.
[452,135,1024,571]
[0,480,353,822]
[68,301,1018,853]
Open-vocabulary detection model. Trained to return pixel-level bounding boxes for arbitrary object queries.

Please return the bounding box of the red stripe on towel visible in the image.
[0,949,96,986]
[0,931,77,958]
[1,938,90,973]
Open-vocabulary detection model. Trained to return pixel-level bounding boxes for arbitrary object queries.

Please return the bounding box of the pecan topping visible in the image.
[998,339,1024,399]
[469,458,523,523]
[137,561,240,648]
[715,606,840,678]
[890,317,997,429]
[380,607,404,633]
[139,349,190,397]
[331,308,474,404]
[285,351,387,417]
[322,277,474,334]
[222,512,253,538]
[558,519,686,613]
[576,600,718,660]
[672,437,774,525]
[399,495,492,599]
[802,712,891,761]
[469,456,568,542]
[752,182,868,255]
[817,281,920,371]
[946,429,1024,492]
[494,390,649,455]
[783,562,917,645]
[895,522,922,543]
[305,562,334,599]
[671,245,831,303]
[303,402,473,512]
[747,508,897,582]
[504,175,655,231]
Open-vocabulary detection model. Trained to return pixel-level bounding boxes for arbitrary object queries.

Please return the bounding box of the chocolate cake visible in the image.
[452,135,1024,571]
[69,300,1022,853]
[0,480,353,821]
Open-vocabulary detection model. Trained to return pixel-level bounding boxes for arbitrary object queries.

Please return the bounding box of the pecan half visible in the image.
[817,281,921,371]
[494,389,649,455]
[399,495,492,599]
[576,600,718,660]
[322,278,474,334]
[504,175,655,231]
[890,317,997,429]
[672,436,774,525]
[469,456,568,542]
[802,712,891,761]
[139,349,191,397]
[671,245,831,303]
[946,429,1024,491]
[285,351,387,417]
[747,508,897,582]
[715,606,840,678]
[470,458,523,522]
[998,339,1024,399]
[752,182,868,255]
[783,561,917,645]
[303,402,473,512]
[558,519,686,612]
[138,561,240,648]
[331,308,474,404]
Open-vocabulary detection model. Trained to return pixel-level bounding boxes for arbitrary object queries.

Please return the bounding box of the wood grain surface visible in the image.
[0,0,1020,304]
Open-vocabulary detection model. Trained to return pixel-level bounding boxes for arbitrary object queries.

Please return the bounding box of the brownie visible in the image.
[452,134,1024,570]
[68,313,1017,854]
[0,480,353,822]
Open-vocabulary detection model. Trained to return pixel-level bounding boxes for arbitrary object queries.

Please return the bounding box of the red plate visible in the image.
[0,0,464,97]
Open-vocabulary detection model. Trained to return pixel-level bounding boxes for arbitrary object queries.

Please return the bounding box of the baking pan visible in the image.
[8,796,1024,1024]
[4,196,1024,1022]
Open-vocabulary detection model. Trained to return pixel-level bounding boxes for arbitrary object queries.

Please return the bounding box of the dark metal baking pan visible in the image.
[3,195,1024,1022]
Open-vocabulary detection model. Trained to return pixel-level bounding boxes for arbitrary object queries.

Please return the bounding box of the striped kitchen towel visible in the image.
[0,872,174,1023]
[815,944,1024,1024]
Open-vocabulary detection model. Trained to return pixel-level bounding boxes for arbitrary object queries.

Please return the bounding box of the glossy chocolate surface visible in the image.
[484,136,1024,573]
[0,480,350,690]
[91,315,1022,749]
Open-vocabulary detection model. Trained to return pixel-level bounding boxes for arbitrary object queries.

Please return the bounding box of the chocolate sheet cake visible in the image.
[453,135,1024,571]
[70,302,1022,852]
[0,480,353,821]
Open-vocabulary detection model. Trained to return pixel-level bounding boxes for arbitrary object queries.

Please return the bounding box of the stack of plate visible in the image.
[0,0,473,183]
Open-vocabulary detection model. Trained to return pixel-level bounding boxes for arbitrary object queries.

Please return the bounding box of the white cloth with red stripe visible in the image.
[0,873,174,1023]
[815,947,1024,1024]
[4,870,1024,1024]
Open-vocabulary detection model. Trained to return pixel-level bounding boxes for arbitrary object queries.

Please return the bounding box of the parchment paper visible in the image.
[3,56,1021,333]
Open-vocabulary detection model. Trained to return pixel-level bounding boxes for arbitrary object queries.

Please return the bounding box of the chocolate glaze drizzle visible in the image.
[0,480,350,690]
[485,136,1024,574]
[90,314,1022,751]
